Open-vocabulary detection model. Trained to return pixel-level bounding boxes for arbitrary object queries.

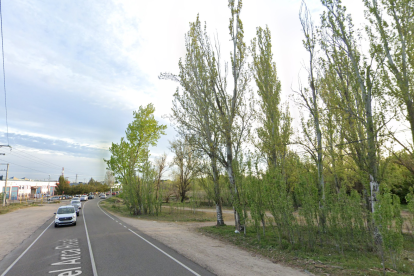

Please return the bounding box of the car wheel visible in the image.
[77,212,79,217]
[74,222,76,226]
[54,223,58,228]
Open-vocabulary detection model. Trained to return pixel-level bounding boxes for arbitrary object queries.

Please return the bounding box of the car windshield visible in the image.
[71,200,80,204]
[57,208,75,214]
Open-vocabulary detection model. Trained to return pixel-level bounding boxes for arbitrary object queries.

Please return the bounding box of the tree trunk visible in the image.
[211,159,225,226]
[226,141,241,231]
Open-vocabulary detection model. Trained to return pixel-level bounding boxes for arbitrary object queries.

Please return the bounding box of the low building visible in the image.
[0,179,57,200]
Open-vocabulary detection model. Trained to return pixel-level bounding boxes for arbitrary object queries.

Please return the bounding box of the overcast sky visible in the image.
[0,0,372,182]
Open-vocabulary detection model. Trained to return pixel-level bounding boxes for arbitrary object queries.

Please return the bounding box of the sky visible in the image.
[0,0,375,182]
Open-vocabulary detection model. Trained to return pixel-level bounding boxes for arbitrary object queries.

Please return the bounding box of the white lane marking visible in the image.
[97,202,201,276]
[1,221,53,276]
[128,229,201,276]
[82,201,98,276]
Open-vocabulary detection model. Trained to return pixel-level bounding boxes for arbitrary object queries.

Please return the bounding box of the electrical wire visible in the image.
[0,149,106,181]
[0,0,9,146]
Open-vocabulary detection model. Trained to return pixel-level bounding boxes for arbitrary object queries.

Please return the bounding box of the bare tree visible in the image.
[169,137,201,203]
[104,170,115,189]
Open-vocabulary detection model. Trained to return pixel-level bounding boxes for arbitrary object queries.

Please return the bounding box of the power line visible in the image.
[0,158,51,175]
[0,0,8,146]
[0,149,106,180]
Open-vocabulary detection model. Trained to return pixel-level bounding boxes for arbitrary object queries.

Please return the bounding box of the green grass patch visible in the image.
[199,225,414,276]
[100,197,216,223]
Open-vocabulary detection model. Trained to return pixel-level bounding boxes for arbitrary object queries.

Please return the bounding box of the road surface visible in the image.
[0,198,215,276]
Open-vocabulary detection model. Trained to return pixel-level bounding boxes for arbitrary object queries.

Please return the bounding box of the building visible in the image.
[0,178,57,200]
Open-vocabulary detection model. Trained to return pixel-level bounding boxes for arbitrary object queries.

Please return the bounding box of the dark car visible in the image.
[88,194,94,199]
[70,200,81,216]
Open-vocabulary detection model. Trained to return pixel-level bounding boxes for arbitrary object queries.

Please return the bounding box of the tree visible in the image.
[363,0,414,174]
[104,170,115,189]
[297,1,325,202]
[169,137,201,202]
[56,175,70,195]
[154,153,168,214]
[250,25,291,171]
[105,104,167,215]
[320,0,382,213]
[364,0,413,143]
[250,25,292,232]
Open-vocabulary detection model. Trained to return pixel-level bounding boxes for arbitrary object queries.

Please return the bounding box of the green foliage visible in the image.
[375,187,404,269]
[55,175,70,195]
[105,104,166,215]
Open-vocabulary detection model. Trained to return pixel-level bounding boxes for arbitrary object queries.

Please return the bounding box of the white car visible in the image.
[80,195,88,201]
[54,205,77,227]
[99,194,107,199]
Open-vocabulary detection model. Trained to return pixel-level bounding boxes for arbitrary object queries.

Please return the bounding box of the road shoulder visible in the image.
[107,209,310,276]
[0,203,65,262]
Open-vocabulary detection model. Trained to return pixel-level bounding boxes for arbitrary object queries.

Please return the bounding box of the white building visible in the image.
[0,179,57,200]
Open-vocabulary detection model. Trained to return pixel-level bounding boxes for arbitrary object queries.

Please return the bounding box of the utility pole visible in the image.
[75,174,78,183]
[2,163,9,206]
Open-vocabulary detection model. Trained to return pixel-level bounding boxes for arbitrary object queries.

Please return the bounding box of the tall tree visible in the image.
[364,0,413,136]
[105,104,166,215]
[250,25,291,171]
[320,0,382,213]
[208,0,252,232]
[162,15,226,225]
[363,0,414,170]
[297,1,325,202]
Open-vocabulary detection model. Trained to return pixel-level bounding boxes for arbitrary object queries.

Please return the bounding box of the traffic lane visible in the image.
[86,200,215,276]
[1,206,93,276]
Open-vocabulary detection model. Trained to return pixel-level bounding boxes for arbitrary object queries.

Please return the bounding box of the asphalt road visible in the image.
[0,198,215,276]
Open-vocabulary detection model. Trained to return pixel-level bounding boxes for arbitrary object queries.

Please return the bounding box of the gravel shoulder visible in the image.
[1,202,310,276]
[0,203,64,262]
[110,210,310,276]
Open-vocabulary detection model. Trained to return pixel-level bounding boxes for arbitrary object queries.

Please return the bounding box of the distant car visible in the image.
[80,195,88,201]
[100,194,107,199]
[112,192,116,195]
[70,200,81,216]
[54,205,77,227]
[88,194,94,199]
[105,192,110,196]
[49,196,61,201]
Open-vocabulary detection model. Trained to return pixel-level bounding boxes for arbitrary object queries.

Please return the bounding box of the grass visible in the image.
[0,202,42,215]
[99,196,219,223]
[199,225,414,276]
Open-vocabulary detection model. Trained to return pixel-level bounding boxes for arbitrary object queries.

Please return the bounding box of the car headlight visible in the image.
[55,216,58,220]
[72,215,76,219]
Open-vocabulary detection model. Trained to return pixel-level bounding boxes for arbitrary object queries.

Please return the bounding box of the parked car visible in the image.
[54,205,77,227]
[112,192,116,195]
[80,195,88,201]
[100,194,107,199]
[70,199,81,216]
[48,196,61,201]
[88,194,94,199]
